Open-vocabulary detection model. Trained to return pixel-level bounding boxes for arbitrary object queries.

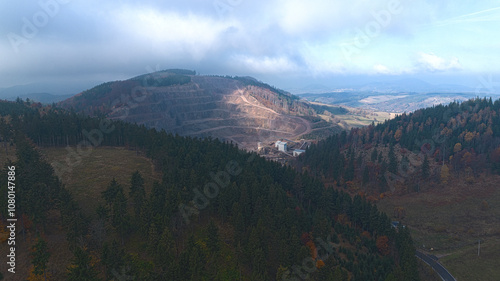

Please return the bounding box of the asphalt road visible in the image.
[415,250,457,281]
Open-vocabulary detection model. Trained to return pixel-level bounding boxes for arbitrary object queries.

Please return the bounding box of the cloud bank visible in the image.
[0,0,499,89]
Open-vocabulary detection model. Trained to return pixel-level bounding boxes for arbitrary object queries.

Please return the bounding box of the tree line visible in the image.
[301,97,500,195]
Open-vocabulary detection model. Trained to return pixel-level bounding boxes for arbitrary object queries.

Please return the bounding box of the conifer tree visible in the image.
[129,171,145,218]
[156,227,176,273]
[362,166,370,185]
[422,155,430,179]
[102,178,122,206]
[388,143,398,174]
[206,220,220,254]
[112,187,130,243]
[371,148,378,162]
[148,223,159,253]
[67,247,99,281]
[31,236,50,281]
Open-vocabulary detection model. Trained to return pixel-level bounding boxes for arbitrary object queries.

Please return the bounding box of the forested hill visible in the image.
[300,97,500,196]
[56,70,319,148]
[0,99,419,280]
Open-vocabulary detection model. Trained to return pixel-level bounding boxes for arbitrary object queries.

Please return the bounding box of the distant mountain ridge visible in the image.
[0,80,102,100]
[291,77,476,94]
[299,90,493,113]
[2,92,74,104]
[357,78,475,93]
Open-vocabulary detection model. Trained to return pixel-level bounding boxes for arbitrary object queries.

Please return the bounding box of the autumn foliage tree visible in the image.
[376,236,390,256]
[440,164,450,185]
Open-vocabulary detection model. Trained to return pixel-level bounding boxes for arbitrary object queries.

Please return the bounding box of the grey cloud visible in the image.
[0,0,498,90]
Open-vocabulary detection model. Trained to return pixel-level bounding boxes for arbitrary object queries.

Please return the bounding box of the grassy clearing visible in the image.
[0,145,161,279]
[40,146,162,217]
[309,101,394,127]
[335,114,375,127]
[335,111,393,127]
[439,237,500,281]
[377,174,500,281]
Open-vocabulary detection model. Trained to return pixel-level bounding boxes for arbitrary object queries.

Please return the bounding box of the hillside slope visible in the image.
[299,97,500,281]
[58,70,328,149]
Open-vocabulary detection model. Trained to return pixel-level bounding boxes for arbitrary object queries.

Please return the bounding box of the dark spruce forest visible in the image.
[0,95,419,280]
[2,73,500,280]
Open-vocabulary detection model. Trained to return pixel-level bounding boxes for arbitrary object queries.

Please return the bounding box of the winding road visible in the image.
[415,250,456,281]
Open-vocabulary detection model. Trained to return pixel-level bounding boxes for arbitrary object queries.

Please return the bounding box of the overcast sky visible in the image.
[1,0,500,91]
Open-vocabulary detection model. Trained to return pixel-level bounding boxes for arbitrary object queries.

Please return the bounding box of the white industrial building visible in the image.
[293,149,306,157]
[275,141,287,152]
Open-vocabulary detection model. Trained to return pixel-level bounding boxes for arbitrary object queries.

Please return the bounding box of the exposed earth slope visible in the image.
[59,70,333,149]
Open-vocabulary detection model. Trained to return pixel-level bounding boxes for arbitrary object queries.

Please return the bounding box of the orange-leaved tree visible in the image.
[376,235,390,256]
